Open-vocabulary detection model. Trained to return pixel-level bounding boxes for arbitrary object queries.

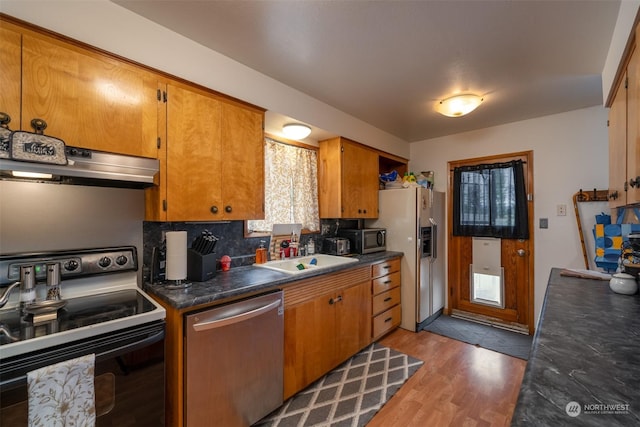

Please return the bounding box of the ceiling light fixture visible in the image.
[282,123,311,140]
[436,94,483,117]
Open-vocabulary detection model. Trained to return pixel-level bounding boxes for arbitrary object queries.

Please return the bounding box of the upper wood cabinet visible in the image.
[0,19,161,158]
[319,137,379,218]
[145,82,264,221]
[609,22,639,210]
[0,25,21,129]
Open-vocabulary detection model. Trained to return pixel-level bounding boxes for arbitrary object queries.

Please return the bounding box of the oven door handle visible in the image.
[96,328,165,361]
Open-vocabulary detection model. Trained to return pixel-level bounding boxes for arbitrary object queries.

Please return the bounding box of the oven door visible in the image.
[0,320,165,426]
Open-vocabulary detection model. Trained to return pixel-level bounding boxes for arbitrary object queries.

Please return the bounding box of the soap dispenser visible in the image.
[256,240,267,264]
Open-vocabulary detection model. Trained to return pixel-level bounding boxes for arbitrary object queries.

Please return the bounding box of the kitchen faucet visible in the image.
[0,281,20,308]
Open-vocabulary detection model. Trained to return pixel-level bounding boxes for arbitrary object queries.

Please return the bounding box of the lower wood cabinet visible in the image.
[283,266,372,399]
[371,257,402,340]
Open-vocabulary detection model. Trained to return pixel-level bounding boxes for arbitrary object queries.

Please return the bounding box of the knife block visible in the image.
[187,249,217,282]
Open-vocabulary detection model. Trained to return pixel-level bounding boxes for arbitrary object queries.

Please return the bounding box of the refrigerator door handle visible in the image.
[430,218,437,260]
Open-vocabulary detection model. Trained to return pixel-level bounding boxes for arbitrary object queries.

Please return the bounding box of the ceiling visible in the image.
[112,0,621,143]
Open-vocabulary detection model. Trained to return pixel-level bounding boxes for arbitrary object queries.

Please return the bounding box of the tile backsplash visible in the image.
[142,219,359,282]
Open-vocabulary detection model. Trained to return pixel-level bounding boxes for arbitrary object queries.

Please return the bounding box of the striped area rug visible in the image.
[255,343,423,427]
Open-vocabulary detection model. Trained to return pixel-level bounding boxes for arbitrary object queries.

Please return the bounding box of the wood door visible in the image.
[447,151,535,333]
[0,24,21,129]
[166,83,222,221]
[21,34,159,158]
[219,101,264,220]
[341,140,379,218]
[628,44,640,205]
[334,281,371,365]
[283,292,336,399]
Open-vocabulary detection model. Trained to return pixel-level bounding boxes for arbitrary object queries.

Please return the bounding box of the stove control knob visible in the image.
[116,255,128,266]
[99,257,112,268]
[64,259,79,271]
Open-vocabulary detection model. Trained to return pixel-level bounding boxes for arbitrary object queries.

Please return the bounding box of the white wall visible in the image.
[409,106,609,327]
[1,0,409,158]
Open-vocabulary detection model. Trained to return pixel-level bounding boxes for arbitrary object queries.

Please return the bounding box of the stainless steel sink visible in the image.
[253,254,358,275]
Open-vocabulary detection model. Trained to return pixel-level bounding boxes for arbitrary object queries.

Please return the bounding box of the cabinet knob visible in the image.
[609,191,619,200]
[30,118,48,135]
[225,205,232,213]
[630,177,640,188]
[329,295,343,305]
[210,206,218,214]
[0,112,11,127]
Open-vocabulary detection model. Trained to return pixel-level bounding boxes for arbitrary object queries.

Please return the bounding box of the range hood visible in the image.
[0,146,159,189]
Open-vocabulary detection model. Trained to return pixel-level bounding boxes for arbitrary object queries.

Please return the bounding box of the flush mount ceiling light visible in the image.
[282,123,312,140]
[436,94,483,117]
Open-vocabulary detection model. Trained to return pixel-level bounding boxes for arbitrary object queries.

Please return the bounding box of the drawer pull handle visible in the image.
[384,317,392,323]
[384,280,392,284]
[382,265,390,269]
[384,297,392,302]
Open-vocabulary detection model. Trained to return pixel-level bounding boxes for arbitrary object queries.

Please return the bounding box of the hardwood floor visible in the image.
[368,328,526,427]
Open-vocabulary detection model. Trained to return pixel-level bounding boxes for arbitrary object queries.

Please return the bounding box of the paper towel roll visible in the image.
[166,231,187,281]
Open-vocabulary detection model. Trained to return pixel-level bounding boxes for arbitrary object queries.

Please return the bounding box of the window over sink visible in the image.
[246,136,319,235]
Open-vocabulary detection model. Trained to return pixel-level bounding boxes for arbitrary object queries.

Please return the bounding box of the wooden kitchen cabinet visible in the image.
[0,24,21,129]
[283,266,371,399]
[608,22,640,210]
[145,82,265,221]
[371,257,402,340]
[0,18,162,158]
[319,137,379,218]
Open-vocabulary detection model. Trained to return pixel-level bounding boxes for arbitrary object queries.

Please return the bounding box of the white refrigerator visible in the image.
[368,187,445,332]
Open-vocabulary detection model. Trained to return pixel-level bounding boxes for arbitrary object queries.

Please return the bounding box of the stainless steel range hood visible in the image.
[0,146,159,189]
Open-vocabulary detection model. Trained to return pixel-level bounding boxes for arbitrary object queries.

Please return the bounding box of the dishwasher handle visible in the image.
[191,298,282,332]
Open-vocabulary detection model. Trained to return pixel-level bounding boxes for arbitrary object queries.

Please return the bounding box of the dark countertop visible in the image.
[144,251,403,311]
[511,268,640,426]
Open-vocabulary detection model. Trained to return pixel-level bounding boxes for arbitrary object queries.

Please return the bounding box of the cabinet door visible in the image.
[218,102,264,220]
[627,46,640,204]
[166,83,222,221]
[334,281,371,365]
[0,25,21,129]
[21,35,159,158]
[609,71,627,208]
[283,293,336,399]
[341,141,379,218]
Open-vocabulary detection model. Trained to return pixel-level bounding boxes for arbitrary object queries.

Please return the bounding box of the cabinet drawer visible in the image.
[372,258,400,278]
[372,271,401,295]
[372,304,401,339]
[372,287,401,315]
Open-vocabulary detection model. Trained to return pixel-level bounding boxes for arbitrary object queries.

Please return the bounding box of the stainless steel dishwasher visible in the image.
[185,291,284,427]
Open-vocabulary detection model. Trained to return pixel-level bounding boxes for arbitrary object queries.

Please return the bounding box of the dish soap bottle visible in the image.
[255,240,267,264]
[290,232,299,257]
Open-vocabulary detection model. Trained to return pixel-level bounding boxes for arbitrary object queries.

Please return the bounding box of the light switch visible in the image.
[540,218,548,229]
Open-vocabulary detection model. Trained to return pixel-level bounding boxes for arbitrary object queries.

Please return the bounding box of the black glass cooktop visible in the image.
[0,289,157,346]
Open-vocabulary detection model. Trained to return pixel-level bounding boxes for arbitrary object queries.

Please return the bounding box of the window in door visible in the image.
[452,160,528,239]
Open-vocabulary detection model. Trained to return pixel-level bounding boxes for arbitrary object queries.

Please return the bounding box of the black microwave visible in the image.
[337,228,386,254]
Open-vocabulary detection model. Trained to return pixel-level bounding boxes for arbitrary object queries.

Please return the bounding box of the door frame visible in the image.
[446,150,535,334]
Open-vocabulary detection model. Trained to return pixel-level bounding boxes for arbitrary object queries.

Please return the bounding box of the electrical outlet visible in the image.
[557,204,567,216]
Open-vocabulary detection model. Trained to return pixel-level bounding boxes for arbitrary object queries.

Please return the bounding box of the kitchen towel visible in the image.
[27,353,96,427]
[166,231,188,281]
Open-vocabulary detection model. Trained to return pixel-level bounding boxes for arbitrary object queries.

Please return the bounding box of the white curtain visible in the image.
[248,138,319,232]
